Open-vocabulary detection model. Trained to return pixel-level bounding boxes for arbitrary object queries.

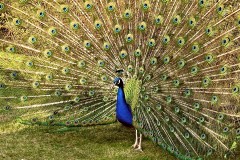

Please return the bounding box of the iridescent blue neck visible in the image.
[116,87,133,126]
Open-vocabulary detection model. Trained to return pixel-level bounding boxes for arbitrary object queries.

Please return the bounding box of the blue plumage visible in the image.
[116,87,133,126]
[114,77,133,126]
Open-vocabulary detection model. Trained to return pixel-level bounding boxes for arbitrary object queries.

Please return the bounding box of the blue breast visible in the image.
[116,87,133,126]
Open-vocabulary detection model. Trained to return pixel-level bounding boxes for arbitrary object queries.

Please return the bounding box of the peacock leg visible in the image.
[135,133,143,152]
[132,129,139,149]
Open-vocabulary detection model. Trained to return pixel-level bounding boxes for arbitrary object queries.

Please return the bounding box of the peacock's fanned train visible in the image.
[0,0,240,159]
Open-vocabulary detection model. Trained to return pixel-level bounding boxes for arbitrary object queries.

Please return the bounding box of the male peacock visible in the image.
[0,0,240,159]
[114,76,143,151]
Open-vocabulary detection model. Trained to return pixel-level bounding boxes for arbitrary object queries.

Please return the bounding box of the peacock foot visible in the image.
[135,147,143,152]
[132,143,138,149]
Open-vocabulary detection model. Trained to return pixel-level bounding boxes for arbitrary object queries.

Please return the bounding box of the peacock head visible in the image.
[113,77,124,88]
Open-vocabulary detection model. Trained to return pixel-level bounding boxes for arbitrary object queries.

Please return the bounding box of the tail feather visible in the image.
[0,0,240,159]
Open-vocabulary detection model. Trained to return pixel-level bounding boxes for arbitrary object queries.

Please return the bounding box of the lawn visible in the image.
[1,108,240,160]
[0,109,176,160]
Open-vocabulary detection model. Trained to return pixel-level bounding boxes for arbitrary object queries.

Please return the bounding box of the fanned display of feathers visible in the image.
[0,0,240,159]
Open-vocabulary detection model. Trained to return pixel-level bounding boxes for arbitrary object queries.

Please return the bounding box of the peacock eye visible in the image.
[0,3,4,10]
[84,1,93,10]
[201,133,206,140]
[155,15,163,25]
[218,114,224,121]
[199,117,205,123]
[175,107,180,114]
[103,96,109,102]
[13,18,22,26]
[43,49,53,58]
[223,127,229,133]
[205,26,214,36]
[79,78,87,85]
[114,24,122,34]
[119,50,128,59]
[88,90,95,97]
[37,10,46,18]
[74,119,79,125]
[28,36,37,44]
[46,73,53,81]
[60,5,69,13]
[65,84,73,91]
[54,90,62,97]
[220,65,228,74]
[107,2,115,12]
[178,59,185,68]
[191,43,200,53]
[6,45,16,53]
[98,60,105,67]
[236,128,240,135]
[94,20,102,30]
[174,80,181,88]
[211,95,218,104]
[142,1,150,11]
[147,39,155,47]
[162,35,170,44]
[123,9,132,19]
[181,117,187,124]
[62,67,70,74]
[198,0,207,8]
[138,22,147,31]
[163,56,170,64]
[191,66,199,75]
[177,37,185,47]
[0,83,5,89]
[103,42,111,51]
[70,21,79,30]
[48,115,54,120]
[10,71,18,79]
[150,57,157,65]
[26,61,34,67]
[83,40,91,49]
[126,34,133,43]
[184,89,191,97]
[101,75,108,82]
[193,102,200,110]
[4,105,11,110]
[172,15,181,25]
[32,81,40,88]
[21,96,28,102]
[232,86,239,94]
[221,37,230,47]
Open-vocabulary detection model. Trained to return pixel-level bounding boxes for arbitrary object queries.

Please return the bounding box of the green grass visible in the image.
[1,109,240,160]
[0,109,176,160]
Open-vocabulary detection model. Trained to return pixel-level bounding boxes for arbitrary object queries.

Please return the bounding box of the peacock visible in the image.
[0,0,240,159]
